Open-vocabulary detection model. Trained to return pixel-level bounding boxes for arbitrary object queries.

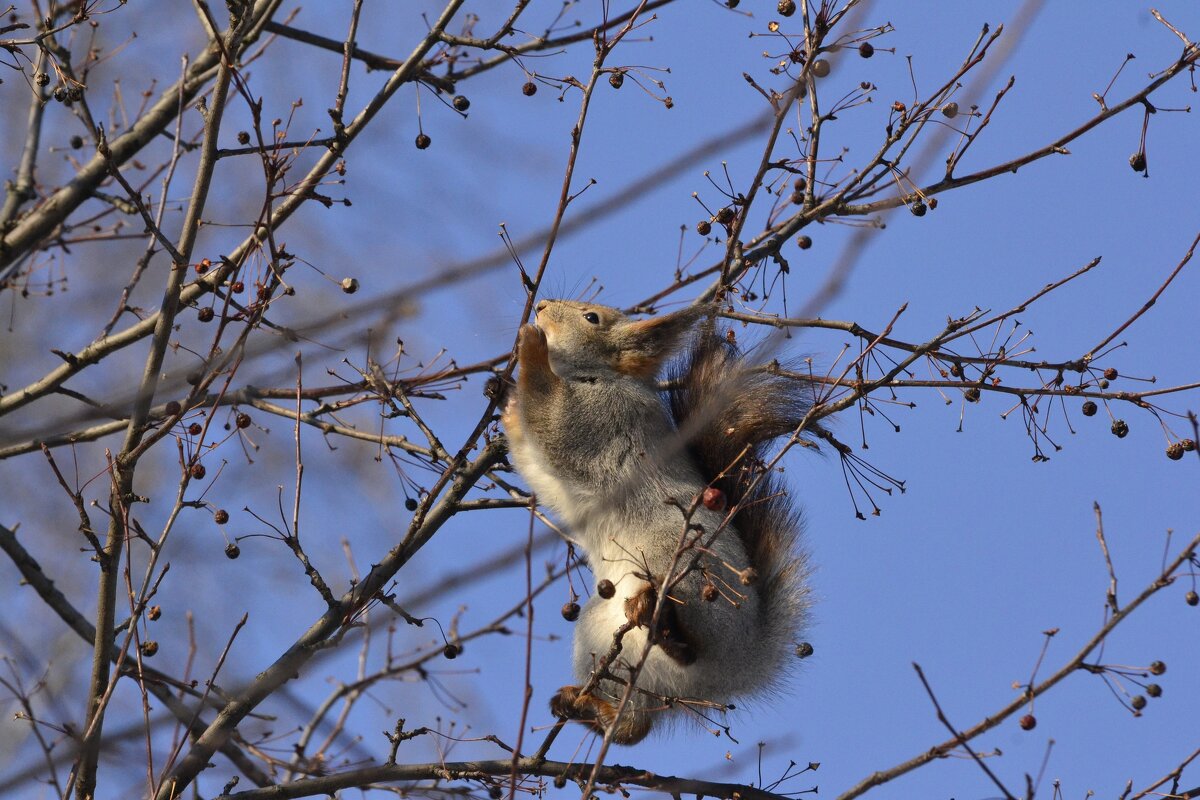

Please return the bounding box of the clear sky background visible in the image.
[1,2,1198,798]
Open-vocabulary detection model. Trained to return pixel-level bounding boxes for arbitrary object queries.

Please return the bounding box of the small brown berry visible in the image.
[561,602,581,621]
[1181,439,1197,452]
[963,387,981,403]
[702,486,727,511]
[794,642,814,658]
[858,42,874,58]
[443,643,461,659]
[236,412,252,429]
[949,364,963,378]
[1130,694,1147,711]
[197,306,214,322]
[1081,400,1097,416]
[165,401,182,416]
[1103,367,1118,381]
[195,261,208,275]
[1167,442,1185,460]
[70,134,84,149]
[522,81,537,96]
[147,605,161,621]
[35,72,49,87]
[716,206,735,225]
[415,133,431,149]
[777,0,796,16]
[1111,419,1129,438]
[597,579,616,599]
[1019,714,1037,730]
[702,583,719,602]
[237,131,250,145]
[340,277,359,294]
[1146,683,1163,697]
[190,463,206,480]
[186,371,203,386]
[1129,152,1146,172]
[910,200,927,217]
[214,509,230,524]
[405,497,419,512]
[696,220,712,236]
[1149,660,1166,675]
[797,234,813,249]
[225,542,241,559]
[942,102,959,119]
[609,71,624,89]
[811,59,830,78]
[452,94,470,111]
[231,280,244,293]
[1186,590,1199,606]
[188,422,203,436]
[140,640,159,657]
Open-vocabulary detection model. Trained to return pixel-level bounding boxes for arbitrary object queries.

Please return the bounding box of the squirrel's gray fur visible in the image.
[502,299,813,744]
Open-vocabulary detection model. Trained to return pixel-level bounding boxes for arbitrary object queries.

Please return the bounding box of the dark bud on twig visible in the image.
[778,0,796,17]
[795,642,814,658]
[415,133,431,150]
[561,602,580,621]
[225,543,241,559]
[522,81,537,96]
[1111,419,1129,438]
[797,234,812,249]
[452,95,470,111]
[597,579,616,599]
[1019,714,1037,730]
[858,42,874,58]
[1081,400,1097,416]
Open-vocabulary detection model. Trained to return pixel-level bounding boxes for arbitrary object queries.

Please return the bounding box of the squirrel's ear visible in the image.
[615,304,710,378]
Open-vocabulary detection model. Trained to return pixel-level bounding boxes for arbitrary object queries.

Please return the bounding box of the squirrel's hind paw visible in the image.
[550,685,652,745]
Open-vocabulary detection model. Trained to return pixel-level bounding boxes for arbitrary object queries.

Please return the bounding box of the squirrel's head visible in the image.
[535,299,707,381]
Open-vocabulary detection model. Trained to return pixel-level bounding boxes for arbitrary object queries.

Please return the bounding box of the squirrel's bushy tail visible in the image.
[664,327,816,647]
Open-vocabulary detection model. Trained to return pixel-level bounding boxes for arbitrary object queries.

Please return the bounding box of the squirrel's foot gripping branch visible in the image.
[550,684,653,745]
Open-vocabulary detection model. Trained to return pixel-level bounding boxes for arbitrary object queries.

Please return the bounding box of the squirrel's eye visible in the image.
[583,312,600,325]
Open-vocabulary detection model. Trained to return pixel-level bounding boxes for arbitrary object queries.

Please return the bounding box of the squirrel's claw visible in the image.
[625,585,698,666]
[550,685,653,745]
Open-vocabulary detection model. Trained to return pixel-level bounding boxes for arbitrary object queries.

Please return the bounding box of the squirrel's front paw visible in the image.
[550,685,653,744]
[517,323,548,359]
[625,585,697,666]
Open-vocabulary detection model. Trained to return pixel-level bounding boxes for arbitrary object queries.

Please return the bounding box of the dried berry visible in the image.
[949,364,963,378]
[1103,367,1118,381]
[1167,442,1185,460]
[165,401,182,416]
[1181,439,1197,452]
[963,387,980,403]
[1187,590,1199,606]
[188,422,203,436]
[1129,152,1146,172]
[147,605,162,621]
[696,220,712,236]
[186,371,202,386]
[811,59,830,78]
[794,642,814,658]
[231,281,244,294]
[1146,683,1163,697]
[35,72,49,87]
[415,133,431,149]
[1081,400,1097,417]
[1130,694,1147,711]
[561,602,581,621]
[1019,714,1037,730]
[140,640,159,657]
[521,81,537,96]
[214,509,229,524]
[702,583,718,602]
[858,42,874,58]
[340,277,359,294]
[702,486,727,511]
[198,306,214,322]
[225,542,241,559]
[942,102,959,119]
[777,0,796,16]
[1111,420,1129,438]
[910,200,927,217]
[190,463,206,480]
[237,130,250,145]
[443,643,461,659]
[1149,660,1166,675]
[609,71,624,89]
[405,497,418,512]
[452,94,470,111]
[716,206,735,225]
[70,134,84,149]
[796,235,813,250]
[597,579,616,599]
[236,412,252,429]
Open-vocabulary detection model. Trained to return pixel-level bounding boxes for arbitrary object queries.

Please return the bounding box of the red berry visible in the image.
[561,602,580,621]
[522,81,537,96]
[225,543,241,559]
[597,579,616,599]
[702,487,727,511]
[236,412,252,429]
[1019,714,1036,730]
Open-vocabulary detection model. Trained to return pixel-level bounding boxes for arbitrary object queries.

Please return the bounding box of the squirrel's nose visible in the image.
[535,300,549,313]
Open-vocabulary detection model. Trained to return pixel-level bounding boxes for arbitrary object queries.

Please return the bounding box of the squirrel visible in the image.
[501,298,814,744]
